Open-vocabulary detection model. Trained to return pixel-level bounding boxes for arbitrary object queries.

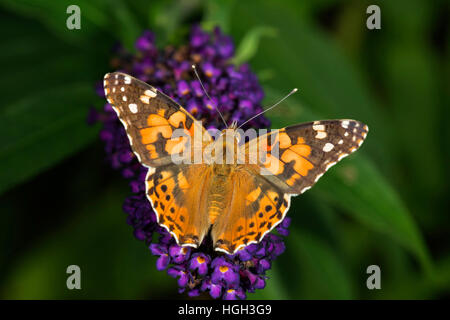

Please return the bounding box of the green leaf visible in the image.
[231,26,277,65]
[1,184,173,299]
[290,230,354,299]
[250,229,353,299]
[315,155,433,274]
[0,0,109,45]
[149,0,201,46]
[0,10,107,194]
[109,0,142,50]
[0,83,98,194]
[375,1,444,211]
[202,0,236,33]
[248,263,290,300]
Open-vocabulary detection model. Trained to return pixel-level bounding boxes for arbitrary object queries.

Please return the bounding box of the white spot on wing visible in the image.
[124,76,131,84]
[342,120,350,129]
[145,89,157,98]
[323,143,334,152]
[140,95,150,104]
[313,124,325,131]
[316,131,327,139]
[129,103,138,113]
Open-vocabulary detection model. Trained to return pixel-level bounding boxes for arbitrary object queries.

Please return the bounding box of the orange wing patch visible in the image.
[146,164,211,248]
[244,120,368,195]
[211,170,290,254]
[147,114,169,126]
[103,72,212,168]
[140,126,173,144]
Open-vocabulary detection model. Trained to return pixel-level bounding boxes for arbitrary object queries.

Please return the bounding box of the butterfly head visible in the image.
[220,122,241,145]
[214,123,241,162]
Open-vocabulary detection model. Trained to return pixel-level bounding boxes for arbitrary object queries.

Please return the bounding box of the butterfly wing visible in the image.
[103,72,212,167]
[212,119,368,254]
[244,119,369,195]
[104,72,212,248]
[146,164,212,247]
[211,169,291,254]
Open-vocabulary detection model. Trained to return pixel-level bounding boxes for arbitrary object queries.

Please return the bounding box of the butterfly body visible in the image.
[208,165,232,223]
[104,72,369,254]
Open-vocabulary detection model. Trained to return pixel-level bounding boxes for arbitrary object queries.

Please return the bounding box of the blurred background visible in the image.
[0,0,448,299]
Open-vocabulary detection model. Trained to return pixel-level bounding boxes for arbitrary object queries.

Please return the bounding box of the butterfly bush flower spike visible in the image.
[93,26,292,299]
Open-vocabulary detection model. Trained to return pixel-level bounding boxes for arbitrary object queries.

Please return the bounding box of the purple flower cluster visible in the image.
[91,26,290,299]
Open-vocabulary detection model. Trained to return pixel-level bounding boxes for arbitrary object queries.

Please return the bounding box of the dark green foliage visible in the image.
[0,0,448,299]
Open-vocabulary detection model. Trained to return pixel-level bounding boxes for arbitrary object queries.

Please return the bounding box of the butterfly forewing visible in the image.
[244,119,369,195]
[103,72,211,167]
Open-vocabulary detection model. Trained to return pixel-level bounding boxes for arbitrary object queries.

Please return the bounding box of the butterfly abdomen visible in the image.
[207,165,232,225]
[208,193,224,225]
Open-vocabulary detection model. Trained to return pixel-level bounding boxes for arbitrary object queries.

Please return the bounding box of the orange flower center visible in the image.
[219,265,229,273]
[197,256,205,264]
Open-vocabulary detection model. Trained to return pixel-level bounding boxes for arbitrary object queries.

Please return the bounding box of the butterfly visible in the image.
[103,72,368,254]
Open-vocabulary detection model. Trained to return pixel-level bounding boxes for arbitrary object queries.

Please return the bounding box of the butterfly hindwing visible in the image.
[211,169,291,254]
[146,163,212,248]
[103,72,211,167]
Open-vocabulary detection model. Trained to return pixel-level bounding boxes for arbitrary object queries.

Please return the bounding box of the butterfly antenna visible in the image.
[237,88,298,130]
[192,64,228,128]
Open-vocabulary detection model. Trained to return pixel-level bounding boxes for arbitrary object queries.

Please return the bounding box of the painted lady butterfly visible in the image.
[103,72,368,254]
